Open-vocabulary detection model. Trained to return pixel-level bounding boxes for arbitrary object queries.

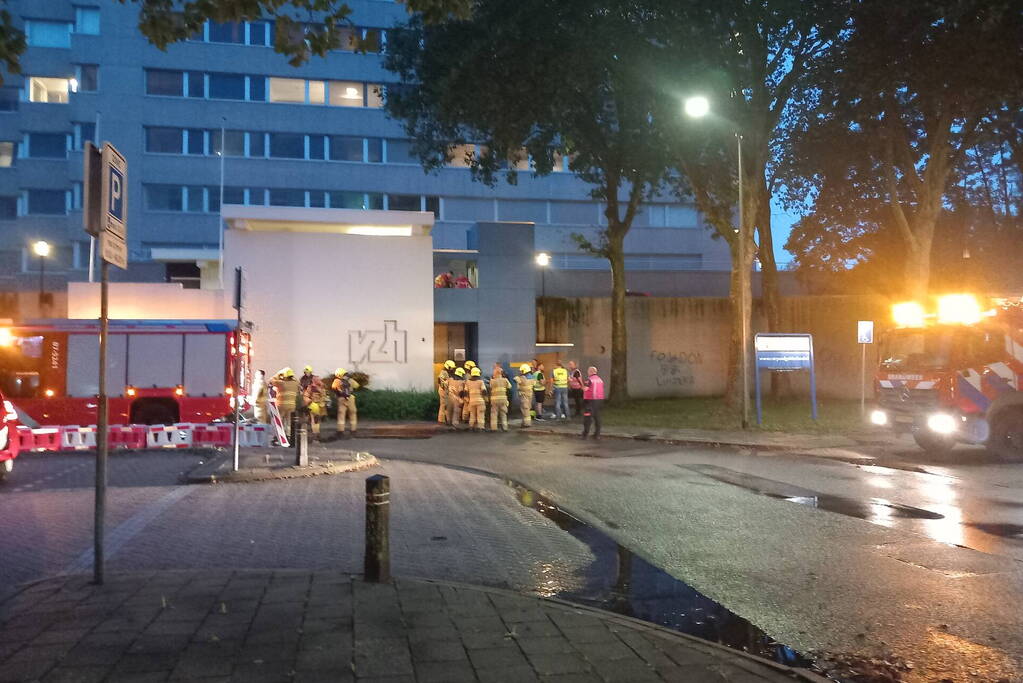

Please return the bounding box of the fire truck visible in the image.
[0,319,252,427]
[869,294,1023,460]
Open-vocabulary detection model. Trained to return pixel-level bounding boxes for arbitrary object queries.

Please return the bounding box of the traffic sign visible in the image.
[857,320,874,344]
[99,144,127,269]
[753,333,817,424]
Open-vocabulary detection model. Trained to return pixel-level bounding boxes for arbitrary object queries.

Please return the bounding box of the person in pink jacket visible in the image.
[581,366,605,440]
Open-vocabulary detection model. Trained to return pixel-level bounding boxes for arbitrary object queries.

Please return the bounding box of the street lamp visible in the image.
[535,252,551,298]
[684,96,751,428]
[32,240,51,307]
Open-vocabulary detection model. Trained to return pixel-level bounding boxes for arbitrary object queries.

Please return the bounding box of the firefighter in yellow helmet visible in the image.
[331,368,360,438]
[447,366,466,428]
[302,372,326,440]
[465,366,488,432]
[489,366,511,431]
[514,364,535,428]
[437,360,455,424]
[461,361,477,423]
[275,367,301,439]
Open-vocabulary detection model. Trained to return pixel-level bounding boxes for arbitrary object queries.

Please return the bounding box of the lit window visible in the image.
[27,189,68,215]
[0,142,13,167]
[329,81,363,107]
[27,133,69,158]
[269,77,305,103]
[74,6,100,35]
[26,20,72,48]
[28,77,72,104]
[367,84,384,108]
[76,64,98,91]
[309,80,326,105]
[448,144,477,168]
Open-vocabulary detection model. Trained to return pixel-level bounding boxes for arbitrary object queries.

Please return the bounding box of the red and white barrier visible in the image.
[239,423,270,447]
[192,423,232,447]
[146,424,194,448]
[16,421,276,453]
[61,426,98,451]
[109,425,147,449]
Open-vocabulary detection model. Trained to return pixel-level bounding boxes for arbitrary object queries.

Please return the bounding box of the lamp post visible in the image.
[535,252,551,299]
[684,96,750,428]
[33,240,51,308]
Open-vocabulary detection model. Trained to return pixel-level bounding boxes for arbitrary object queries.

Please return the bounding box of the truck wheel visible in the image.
[989,409,1023,462]
[912,430,956,455]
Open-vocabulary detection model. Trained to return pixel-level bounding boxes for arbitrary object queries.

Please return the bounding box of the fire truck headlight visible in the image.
[937,294,982,325]
[927,412,957,435]
[869,409,888,426]
[892,301,926,328]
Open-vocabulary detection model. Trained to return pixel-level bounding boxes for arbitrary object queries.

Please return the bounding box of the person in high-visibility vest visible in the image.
[466,367,488,432]
[302,374,326,440]
[488,367,511,432]
[447,367,466,428]
[514,364,535,428]
[275,367,301,439]
[331,368,360,438]
[552,360,570,419]
[437,360,454,424]
[461,361,477,423]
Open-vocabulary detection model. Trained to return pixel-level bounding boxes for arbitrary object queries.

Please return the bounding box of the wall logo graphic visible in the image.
[349,320,408,364]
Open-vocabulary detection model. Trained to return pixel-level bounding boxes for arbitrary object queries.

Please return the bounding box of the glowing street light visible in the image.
[33,240,51,308]
[536,252,551,298]
[535,252,551,267]
[684,95,710,119]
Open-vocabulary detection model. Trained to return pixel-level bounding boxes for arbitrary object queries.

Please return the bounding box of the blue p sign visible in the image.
[108,167,124,221]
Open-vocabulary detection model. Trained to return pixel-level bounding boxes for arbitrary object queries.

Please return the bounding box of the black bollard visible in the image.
[364,475,390,582]
[290,413,299,443]
[294,424,308,467]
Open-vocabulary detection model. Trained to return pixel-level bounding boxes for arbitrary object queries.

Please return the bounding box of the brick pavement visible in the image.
[0,570,820,682]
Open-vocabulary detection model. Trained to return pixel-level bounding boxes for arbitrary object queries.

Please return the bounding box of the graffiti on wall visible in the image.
[349,320,408,364]
[650,350,702,387]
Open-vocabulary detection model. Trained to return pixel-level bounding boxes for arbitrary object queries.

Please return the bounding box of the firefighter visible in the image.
[276,367,301,439]
[489,367,511,432]
[466,367,488,432]
[331,368,360,438]
[299,365,315,391]
[514,364,535,428]
[447,367,466,428]
[461,361,477,423]
[253,369,268,424]
[437,360,454,424]
[302,373,326,440]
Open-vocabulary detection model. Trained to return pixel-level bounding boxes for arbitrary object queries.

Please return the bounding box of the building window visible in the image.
[328,191,368,210]
[208,21,244,44]
[269,133,304,159]
[385,139,417,164]
[145,184,184,211]
[329,136,364,162]
[212,130,246,156]
[0,196,16,219]
[186,186,205,212]
[329,81,363,107]
[26,189,68,215]
[249,133,266,157]
[425,196,440,217]
[0,142,13,167]
[223,187,245,205]
[74,122,96,150]
[146,127,183,154]
[186,71,205,98]
[269,188,305,207]
[74,6,100,34]
[25,20,72,48]
[248,21,271,46]
[27,133,69,158]
[367,138,383,163]
[0,89,17,112]
[146,69,184,96]
[269,77,305,103]
[388,194,421,212]
[209,72,246,100]
[75,64,98,91]
[28,77,72,103]
[367,85,384,108]
[185,129,205,155]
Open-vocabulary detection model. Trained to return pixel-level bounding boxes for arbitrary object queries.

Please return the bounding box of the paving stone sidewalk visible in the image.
[0,570,821,683]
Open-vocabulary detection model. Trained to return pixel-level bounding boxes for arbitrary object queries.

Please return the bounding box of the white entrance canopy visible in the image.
[221,205,434,237]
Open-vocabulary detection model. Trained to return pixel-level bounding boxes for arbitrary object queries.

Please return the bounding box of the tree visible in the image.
[382,1,681,402]
[654,0,849,404]
[0,0,471,82]
[782,0,1022,300]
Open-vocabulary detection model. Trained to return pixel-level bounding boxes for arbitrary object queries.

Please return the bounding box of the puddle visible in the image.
[966,522,1023,539]
[682,464,944,521]
[509,481,810,667]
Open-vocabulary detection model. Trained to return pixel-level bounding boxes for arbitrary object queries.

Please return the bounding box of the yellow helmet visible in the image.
[464,360,476,369]
[454,367,465,377]
[335,367,347,377]
[519,364,531,374]
[303,365,313,374]
[470,367,481,377]
[283,367,295,378]
[443,360,455,369]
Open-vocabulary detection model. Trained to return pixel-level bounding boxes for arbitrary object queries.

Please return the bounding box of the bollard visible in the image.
[290,413,300,443]
[294,424,308,467]
[364,475,390,583]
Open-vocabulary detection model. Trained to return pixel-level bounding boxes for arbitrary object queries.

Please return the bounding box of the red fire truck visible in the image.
[870,295,1023,459]
[0,320,252,427]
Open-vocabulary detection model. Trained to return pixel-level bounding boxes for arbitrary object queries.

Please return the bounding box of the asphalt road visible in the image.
[2,434,1022,681]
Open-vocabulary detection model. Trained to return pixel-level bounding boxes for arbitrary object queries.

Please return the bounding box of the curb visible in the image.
[527,425,849,452]
[184,453,379,484]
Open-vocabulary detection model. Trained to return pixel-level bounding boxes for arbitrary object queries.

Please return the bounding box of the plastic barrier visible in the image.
[192,423,232,447]
[109,425,147,449]
[146,424,194,448]
[61,426,97,451]
[239,423,270,447]
[23,427,63,452]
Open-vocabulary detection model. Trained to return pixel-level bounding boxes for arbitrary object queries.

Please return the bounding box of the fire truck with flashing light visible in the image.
[870,294,1023,460]
[0,319,252,427]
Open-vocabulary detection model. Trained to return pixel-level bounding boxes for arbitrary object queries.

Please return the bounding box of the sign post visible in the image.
[84,142,127,585]
[753,334,817,425]
[857,321,874,416]
[232,267,242,472]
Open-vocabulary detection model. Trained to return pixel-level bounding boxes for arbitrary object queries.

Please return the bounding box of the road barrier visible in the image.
[61,426,98,450]
[14,422,275,454]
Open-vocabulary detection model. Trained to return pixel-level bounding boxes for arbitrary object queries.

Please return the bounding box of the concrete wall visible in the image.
[224,229,434,391]
[537,295,891,400]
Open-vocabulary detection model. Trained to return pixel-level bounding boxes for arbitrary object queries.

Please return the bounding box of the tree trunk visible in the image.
[725,235,754,412]
[904,226,934,301]
[607,228,629,403]
[754,185,789,398]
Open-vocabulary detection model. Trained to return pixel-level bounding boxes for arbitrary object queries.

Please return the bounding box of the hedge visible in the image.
[330,389,438,421]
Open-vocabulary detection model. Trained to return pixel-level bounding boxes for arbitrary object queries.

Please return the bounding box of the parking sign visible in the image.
[99,144,127,269]
[857,320,874,344]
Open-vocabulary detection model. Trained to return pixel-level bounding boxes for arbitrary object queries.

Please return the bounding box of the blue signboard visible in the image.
[754,333,817,424]
[108,166,124,223]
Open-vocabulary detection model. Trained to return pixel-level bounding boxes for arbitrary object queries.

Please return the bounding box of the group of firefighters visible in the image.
[437,359,606,438]
[253,366,360,441]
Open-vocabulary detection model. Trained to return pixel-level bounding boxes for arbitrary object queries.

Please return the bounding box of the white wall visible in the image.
[224,229,434,391]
